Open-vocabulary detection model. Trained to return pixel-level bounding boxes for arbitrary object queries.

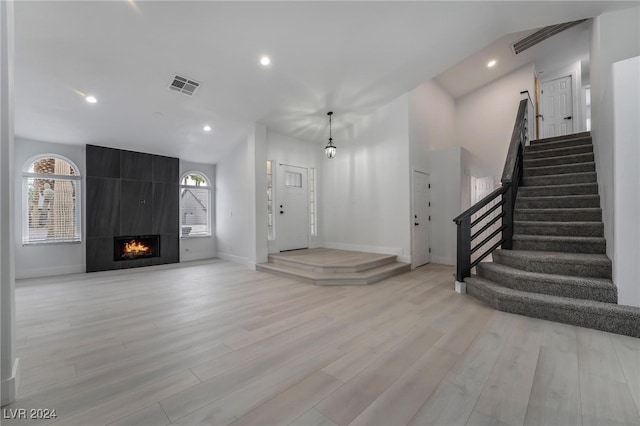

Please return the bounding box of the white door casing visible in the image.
[277,164,309,251]
[412,171,430,268]
[541,75,573,138]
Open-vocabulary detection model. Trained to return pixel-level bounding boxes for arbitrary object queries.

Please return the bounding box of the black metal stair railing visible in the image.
[453,92,533,282]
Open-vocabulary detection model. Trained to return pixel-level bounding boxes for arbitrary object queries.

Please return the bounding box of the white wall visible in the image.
[455,64,536,181]
[612,56,640,308]
[266,130,323,252]
[321,93,412,262]
[590,7,640,264]
[428,147,461,265]
[179,160,216,262]
[14,138,85,279]
[409,79,456,171]
[215,137,253,267]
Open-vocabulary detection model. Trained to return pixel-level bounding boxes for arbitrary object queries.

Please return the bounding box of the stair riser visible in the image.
[517,183,598,197]
[514,222,604,237]
[465,282,638,338]
[524,144,592,159]
[522,172,596,186]
[524,162,595,177]
[524,152,594,167]
[492,252,612,279]
[477,265,616,303]
[515,196,600,209]
[317,264,411,286]
[269,256,396,273]
[526,138,591,152]
[512,239,606,254]
[530,132,591,144]
[515,209,602,222]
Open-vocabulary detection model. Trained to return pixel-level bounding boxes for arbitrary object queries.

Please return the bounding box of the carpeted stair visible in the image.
[465,132,640,337]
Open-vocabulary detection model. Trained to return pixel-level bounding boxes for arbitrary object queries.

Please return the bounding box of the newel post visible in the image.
[455,216,471,283]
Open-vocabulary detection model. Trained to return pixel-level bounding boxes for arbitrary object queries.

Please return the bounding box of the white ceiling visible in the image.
[435,20,593,98]
[13,1,635,163]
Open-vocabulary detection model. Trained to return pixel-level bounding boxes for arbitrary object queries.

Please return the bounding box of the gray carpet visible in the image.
[465,133,640,337]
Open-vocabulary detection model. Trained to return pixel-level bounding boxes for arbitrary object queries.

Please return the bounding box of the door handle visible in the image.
[564,116,572,120]
[414,222,419,226]
[280,210,284,214]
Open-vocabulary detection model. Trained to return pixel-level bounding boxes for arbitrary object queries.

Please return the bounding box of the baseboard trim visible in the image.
[16,264,84,279]
[430,256,455,266]
[180,251,216,262]
[1,358,20,407]
[216,253,255,270]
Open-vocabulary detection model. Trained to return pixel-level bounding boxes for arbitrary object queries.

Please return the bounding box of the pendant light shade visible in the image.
[325,111,336,159]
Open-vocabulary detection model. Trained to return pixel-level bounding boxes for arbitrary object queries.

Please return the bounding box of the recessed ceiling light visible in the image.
[85,95,97,104]
[487,60,497,68]
[203,125,212,132]
[260,56,271,66]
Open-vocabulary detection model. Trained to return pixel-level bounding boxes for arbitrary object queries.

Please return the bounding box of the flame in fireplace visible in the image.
[123,239,151,257]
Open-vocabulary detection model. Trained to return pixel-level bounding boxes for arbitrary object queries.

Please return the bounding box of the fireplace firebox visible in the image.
[114,235,160,261]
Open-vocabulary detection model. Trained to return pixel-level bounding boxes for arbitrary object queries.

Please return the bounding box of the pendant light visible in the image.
[325,111,336,159]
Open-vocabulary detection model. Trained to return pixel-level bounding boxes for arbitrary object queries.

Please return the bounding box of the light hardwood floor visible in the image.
[4,259,640,425]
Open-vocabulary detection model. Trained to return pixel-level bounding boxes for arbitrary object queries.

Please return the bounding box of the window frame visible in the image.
[22,154,82,245]
[179,171,212,238]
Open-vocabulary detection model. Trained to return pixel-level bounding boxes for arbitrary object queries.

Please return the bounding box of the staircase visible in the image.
[257,248,411,285]
[465,132,640,338]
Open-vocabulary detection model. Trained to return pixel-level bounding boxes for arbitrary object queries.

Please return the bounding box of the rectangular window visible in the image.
[23,176,81,244]
[180,187,210,237]
[285,171,302,187]
[266,160,274,240]
[309,167,316,236]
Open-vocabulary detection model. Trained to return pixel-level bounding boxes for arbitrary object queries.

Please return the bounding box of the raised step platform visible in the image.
[257,248,411,285]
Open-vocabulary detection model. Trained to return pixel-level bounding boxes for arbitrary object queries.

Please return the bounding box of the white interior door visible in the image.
[412,171,430,268]
[541,75,573,138]
[278,164,309,251]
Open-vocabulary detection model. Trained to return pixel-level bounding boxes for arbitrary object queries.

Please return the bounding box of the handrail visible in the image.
[453,186,507,223]
[502,99,528,183]
[452,91,533,283]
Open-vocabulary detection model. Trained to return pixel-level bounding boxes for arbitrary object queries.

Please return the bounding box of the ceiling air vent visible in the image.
[512,19,587,55]
[169,75,201,96]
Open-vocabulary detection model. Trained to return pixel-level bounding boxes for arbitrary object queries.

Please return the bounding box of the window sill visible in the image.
[180,234,212,239]
[23,240,82,246]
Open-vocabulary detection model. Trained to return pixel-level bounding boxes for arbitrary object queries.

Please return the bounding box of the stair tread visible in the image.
[522,171,596,181]
[524,152,593,162]
[531,132,591,144]
[515,207,601,212]
[513,220,603,227]
[466,275,640,318]
[478,262,614,289]
[258,261,409,280]
[524,145,593,158]
[513,234,605,243]
[519,182,598,190]
[525,161,595,171]
[493,249,611,265]
[517,194,599,200]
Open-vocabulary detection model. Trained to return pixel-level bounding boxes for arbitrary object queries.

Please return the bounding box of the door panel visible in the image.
[278,165,309,251]
[541,75,573,138]
[412,171,430,268]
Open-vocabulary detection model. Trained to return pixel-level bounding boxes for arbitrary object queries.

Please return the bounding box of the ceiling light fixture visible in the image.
[325,111,336,159]
[203,125,212,132]
[487,60,497,68]
[85,95,97,104]
[260,56,271,66]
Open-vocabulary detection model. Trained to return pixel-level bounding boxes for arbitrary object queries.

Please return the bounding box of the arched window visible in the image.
[23,155,81,244]
[180,172,211,237]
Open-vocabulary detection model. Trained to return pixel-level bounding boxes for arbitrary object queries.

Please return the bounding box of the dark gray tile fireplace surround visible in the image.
[86,145,180,272]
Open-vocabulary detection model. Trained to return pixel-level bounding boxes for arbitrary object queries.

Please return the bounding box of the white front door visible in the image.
[412,171,430,268]
[541,75,573,138]
[278,164,309,251]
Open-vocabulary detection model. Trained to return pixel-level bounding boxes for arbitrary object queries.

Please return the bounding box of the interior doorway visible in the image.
[540,75,574,138]
[412,170,430,268]
[277,164,309,251]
